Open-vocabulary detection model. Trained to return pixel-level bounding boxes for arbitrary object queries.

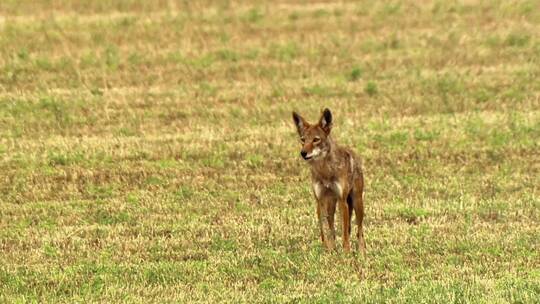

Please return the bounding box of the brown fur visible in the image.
[292,108,366,253]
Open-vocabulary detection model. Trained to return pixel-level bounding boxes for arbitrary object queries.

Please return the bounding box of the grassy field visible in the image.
[1,0,539,302]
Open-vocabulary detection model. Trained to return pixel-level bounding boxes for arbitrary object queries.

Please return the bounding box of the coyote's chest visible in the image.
[310,154,354,200]
[312,177,343,200]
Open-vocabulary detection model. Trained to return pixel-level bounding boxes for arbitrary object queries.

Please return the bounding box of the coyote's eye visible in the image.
[313,137,320,143]
[300,137,305,143]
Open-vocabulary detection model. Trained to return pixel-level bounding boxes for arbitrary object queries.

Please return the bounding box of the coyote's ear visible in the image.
[292,111,307,136]
[319,108,332,134]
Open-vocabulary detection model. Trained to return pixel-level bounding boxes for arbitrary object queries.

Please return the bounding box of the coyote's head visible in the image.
[292,108,333,161]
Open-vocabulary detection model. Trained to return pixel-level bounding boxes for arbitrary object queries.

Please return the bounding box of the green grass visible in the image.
[1,0,539,302]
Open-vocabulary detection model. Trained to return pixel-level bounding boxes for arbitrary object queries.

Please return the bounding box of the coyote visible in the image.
[292,108,366,253]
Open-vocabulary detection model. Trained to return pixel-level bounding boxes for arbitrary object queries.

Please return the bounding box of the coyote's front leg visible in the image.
[317,195,336,250]
[338,198,351,252]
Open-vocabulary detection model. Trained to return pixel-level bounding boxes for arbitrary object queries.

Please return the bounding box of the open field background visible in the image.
[1,0,539,302]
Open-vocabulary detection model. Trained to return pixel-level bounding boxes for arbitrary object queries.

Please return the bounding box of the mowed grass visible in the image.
[1,0,539,302]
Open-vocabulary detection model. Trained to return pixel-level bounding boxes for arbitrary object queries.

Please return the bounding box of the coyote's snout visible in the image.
[292,108,366,253]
